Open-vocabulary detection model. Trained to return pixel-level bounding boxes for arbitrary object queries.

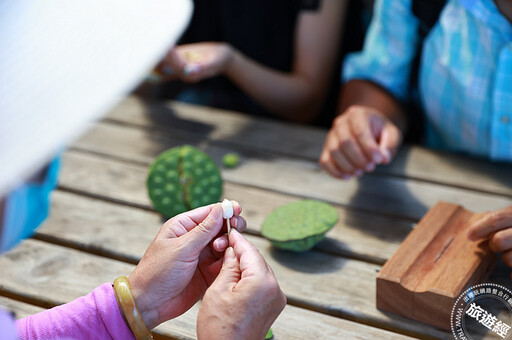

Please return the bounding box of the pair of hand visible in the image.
[468,206,512,276]
[320,105,402,179]
[155,42,235,84]
[321,105,512,276]
[127,202,286,339]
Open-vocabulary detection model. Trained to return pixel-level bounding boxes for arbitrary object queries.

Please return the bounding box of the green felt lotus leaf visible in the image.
[262,200,338,252]
[147,145,222,217]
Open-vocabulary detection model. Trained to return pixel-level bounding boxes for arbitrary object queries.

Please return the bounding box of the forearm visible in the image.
[16,283,134,340]
[338,80,407,132]
[225,50,323,123]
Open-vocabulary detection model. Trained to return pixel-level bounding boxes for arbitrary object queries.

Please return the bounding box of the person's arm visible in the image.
[337,79,407,131]
[319,0,420,179]
[159,0,347,124]
[16,283,135,340]
[224,0,346,123]
[16,202,248,339]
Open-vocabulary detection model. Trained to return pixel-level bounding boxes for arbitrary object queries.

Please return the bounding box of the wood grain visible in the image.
[104,96,512,197]
[33,192,451,339]
[44,187,411,265]
[377,202,497,330]
[0,239,416,340]
[68,123,512,220]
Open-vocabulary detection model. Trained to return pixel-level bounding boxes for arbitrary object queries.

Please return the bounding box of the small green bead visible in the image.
[265,328,273,340]
[223,153,240,168]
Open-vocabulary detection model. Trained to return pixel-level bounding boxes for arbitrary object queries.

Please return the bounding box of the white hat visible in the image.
[0,0,192,196]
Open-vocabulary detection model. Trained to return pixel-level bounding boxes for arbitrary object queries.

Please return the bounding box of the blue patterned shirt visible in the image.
[344,0,512,162]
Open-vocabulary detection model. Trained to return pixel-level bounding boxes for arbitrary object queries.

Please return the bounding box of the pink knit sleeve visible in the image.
[16,283,135,340]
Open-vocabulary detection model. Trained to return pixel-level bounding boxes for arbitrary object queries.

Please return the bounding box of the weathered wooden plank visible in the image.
[69,123,512,219]
[44,188,410,265]
[0,297,45,319]
[34,194,447,339]
[105,96,325,160]
[105,96,512,197]
[0,240,417,340]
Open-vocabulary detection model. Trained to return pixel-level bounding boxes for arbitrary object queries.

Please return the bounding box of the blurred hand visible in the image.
[197,229,286,340]
[128,201,246,329]
[157,42,234,83]
[319,105,402,179]
[467,206,512,274]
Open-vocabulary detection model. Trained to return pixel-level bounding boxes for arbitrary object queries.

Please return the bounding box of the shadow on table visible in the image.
[340,150,428,243]
[138,99,284,165]
[268,246,346,274]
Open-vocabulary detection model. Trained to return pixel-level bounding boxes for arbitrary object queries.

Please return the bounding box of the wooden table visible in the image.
[2,96,512,339]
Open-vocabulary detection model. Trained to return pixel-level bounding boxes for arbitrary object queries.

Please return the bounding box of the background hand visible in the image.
[319,105,402,179]
[157,42,234,83]
[467,206,512,275]
[197,229,286,340]
[128,202,246,329]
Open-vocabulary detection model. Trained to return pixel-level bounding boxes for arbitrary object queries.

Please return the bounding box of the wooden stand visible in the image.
[376,201,497,330]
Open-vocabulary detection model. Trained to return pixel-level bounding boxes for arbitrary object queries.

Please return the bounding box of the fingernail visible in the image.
[184,64,200,75]
[373,153,383,164]
[365,163,375,172]
[224,247,236,262]
[383,149,392,163]
[231,217,239,229]
[162,65,174,75]
[146,72,162,83]
[215,236,228,249]
[354,169,363,177]
[342,174,351,180]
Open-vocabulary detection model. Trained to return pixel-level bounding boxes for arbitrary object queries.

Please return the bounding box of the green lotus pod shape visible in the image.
[262,200,338,252]
[147,145,223,217]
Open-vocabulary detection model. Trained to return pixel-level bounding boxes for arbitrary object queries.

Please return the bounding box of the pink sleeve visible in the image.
[16,283,135,340]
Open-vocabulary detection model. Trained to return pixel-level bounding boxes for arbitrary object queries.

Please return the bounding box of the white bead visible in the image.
[221,199,234,219]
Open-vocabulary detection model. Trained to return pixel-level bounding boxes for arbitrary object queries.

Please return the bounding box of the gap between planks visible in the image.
[66,146,419,224]
[68,121,512,219]
[39,186,392,266]
[101,99,512,199]
[1,239,422,340]
[53,183,408,266]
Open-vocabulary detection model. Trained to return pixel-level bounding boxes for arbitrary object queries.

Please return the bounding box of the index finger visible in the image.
[166,201,243,235]
[156,48,186,79]
[467,208,512,241]
[349,109,381,164]
[229,230,269,278]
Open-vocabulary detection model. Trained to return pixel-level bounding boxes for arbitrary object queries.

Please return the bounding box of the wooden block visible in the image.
[377,201,497,330]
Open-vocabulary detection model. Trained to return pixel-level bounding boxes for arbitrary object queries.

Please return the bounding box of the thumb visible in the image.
[211,247,240,290]
[184,204,223,252]
[378,122,401,164]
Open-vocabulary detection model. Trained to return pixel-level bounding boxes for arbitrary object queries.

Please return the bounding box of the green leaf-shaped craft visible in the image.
[147,145,222,217]
[262,200,338,251]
